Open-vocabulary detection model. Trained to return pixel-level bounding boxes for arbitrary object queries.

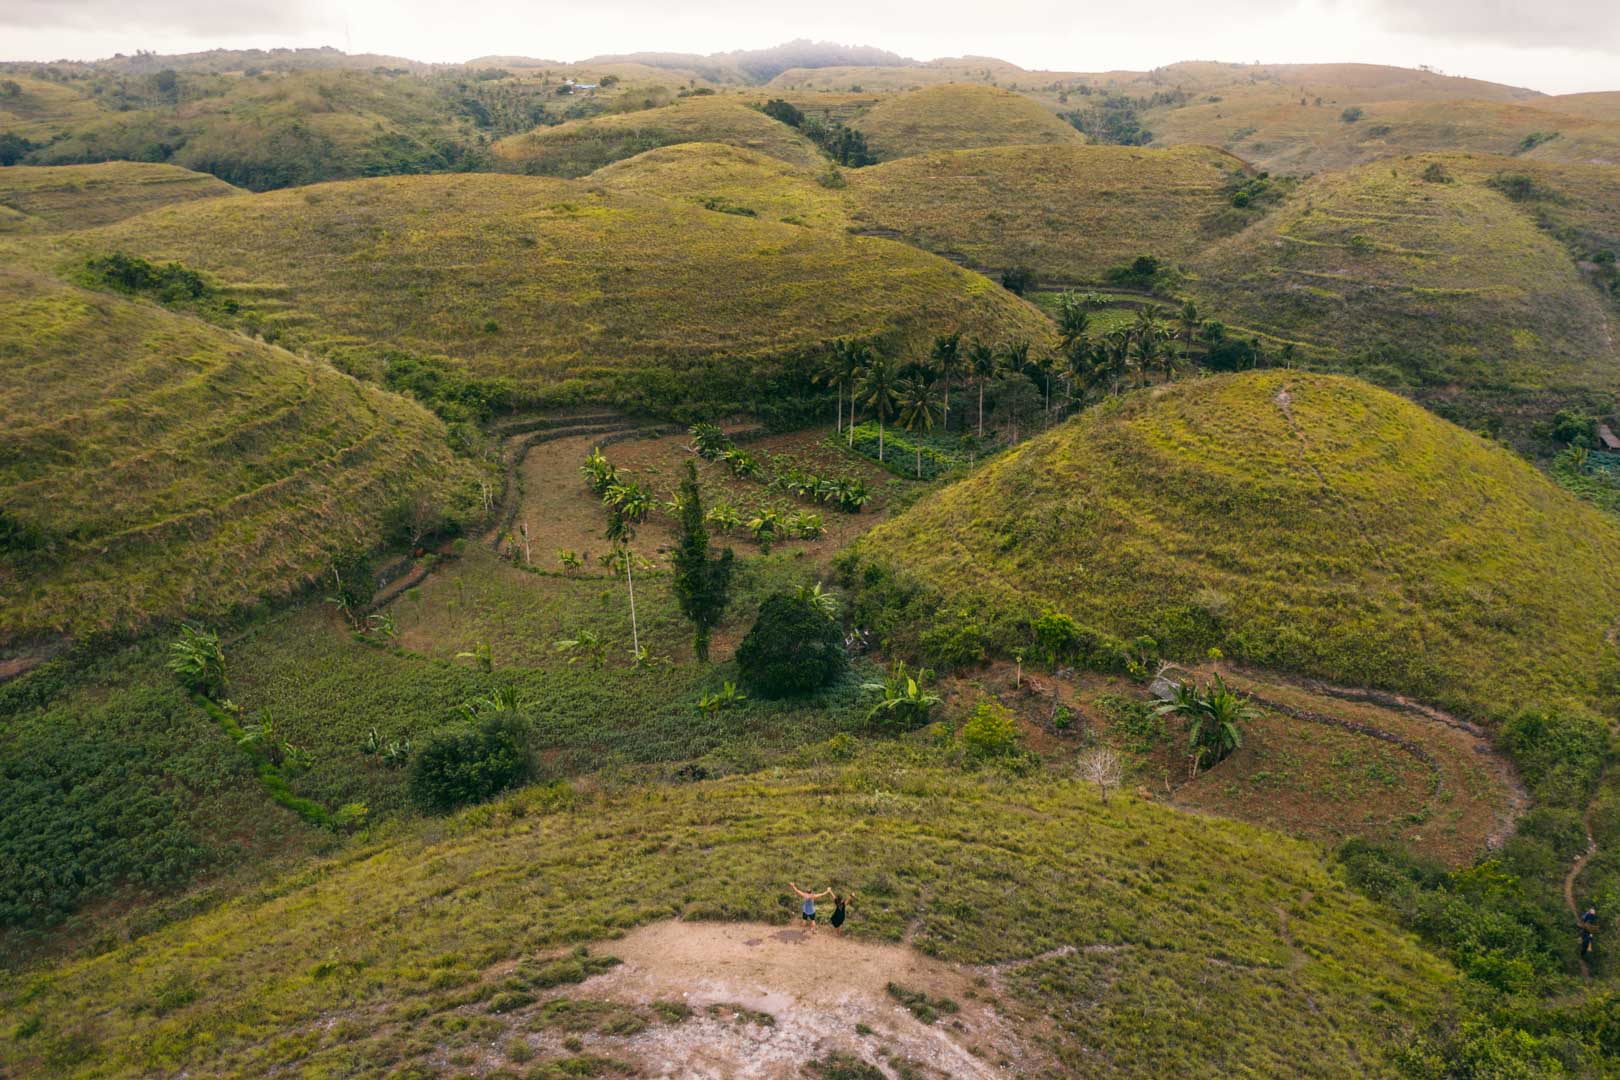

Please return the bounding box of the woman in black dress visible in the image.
[829,892,852,937]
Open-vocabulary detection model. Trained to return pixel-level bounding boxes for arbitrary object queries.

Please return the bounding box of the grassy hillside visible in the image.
[0,74,103,140]
[852,83,1083,160]
[848,143,1252,281]
[0,749,1458,1077]
[0,269,481,645]
[72,173,1054,411]
[0,163,238,233]
[16,69,486,190]
[1187,155,1618,433]
[491,95,824,177]
[852,371,1620,722]
[588,142,851,228]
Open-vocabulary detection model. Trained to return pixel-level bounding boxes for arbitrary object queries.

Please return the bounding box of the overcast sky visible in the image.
[4,0,1617,95]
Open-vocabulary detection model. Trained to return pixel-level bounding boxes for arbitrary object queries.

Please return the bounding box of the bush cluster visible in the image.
[410,713,533,812]
[736,591,847,698]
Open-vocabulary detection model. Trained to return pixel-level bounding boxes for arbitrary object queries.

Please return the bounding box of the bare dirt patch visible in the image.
[492,921,1051,1078]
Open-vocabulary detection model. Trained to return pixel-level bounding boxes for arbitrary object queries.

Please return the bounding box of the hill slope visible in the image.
[1186,155,1618,435]
[854,371,1620,721]
[0,756,1456,1077]
[588,142,851,228]
[848,143,1251,281]
[0,163,239,233]
[0,269,480,645]
[852,83,1084,160]
[71,173,1053,409]
[491,95,824,176]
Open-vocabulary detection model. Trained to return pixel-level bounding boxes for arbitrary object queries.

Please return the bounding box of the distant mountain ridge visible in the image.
[583,39,914,84]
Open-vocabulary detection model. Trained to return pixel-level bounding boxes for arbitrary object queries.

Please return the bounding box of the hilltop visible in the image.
[0,163,238,233]
[852,371,1620,722]
[848,143,1252,281]
[589,142,851,228]
[491,94,824,176]
[0,750,1457,1077]
[851,83,1084,160]
[1187,154,1619,436]
[0,269,480,646]
[68,172,1055,412]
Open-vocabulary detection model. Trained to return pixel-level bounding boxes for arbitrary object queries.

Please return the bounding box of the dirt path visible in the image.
[1564,794,1602,979]
[504,920,1051,1078]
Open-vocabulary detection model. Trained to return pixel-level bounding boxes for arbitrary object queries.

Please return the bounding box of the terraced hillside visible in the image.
[853,371,1620,722]
[588,142,851,228]
[0,73,103,140]
[491,95,823,176]
[852,83,1083,160]
[1187,155,1619,431]
[0,753,1459,1078]
[0,270,481,645]
[848,143,1252,281]
[0,163,239,233]
[73,173,1054,407]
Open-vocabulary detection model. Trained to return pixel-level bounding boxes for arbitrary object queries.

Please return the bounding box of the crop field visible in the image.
[0,163,239,233]
[850,83,1084,161]
[588,142,852,228]
[491,95,825,176]
[0,268,483,645]
[0,749,1458,1078]
[65,173,1057,408]
[849,143,1254,282]
[853,371,1620,724]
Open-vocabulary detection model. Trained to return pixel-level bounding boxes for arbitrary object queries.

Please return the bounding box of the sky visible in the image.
[4,0,1618,95]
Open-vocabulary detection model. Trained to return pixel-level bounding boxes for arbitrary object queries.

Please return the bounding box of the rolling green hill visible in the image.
[491,95,824,176]
[68,173,1054,411]
[1186,154,1619,436]
[588,141,851,228]
[0,751,1458,1077]
[0,163,239,233]
[851,83,1083,160]
[848,143,1252,281]
[0,269,481,645]
[853,371,1620,722]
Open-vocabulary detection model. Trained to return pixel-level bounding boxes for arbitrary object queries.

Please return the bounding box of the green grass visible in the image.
[1188,155,1618,441]
[0,747,1460,1077]
[0,268,483,645]
[589,142,851,228]
[850,84,1083,161]
[60,172,1056,412]
[849,143,1256,282]
[491,95,824,177]
[0,163,239,233]
[852,370,1620,723]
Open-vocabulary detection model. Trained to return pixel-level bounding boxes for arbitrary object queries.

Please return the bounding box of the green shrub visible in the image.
[1500,708,1610,808]
[961,702,1020,759]
[735,591,847,698]
[410,713,533,812]
[167,624,226,699]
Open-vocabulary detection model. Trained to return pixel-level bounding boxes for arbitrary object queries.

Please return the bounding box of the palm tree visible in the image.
[816,349,844,435]
[931,332,964,431]
[1101,329,1132,396]
[603,481,652,663]
[1177,300,1200,360]
[1056,291,1091,351]
[1131,306,1169,387]
[833,339,869,446]
[855,352,899,461]
[897,376,942,477]
[967,338,997,439]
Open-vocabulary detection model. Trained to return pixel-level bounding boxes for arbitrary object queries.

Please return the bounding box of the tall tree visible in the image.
[816,349,844,435]
[856,352,899,461]
[898,376,943,478]
[1056,292,1091,351]
[930,332,963,431]
[967,338,997,439]
[671,461,734,662]
[1177,300,1201,359]
[603,481,652,663]
[834,338,870,446]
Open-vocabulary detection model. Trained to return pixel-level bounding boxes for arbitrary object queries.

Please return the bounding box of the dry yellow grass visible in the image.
[588,142,851,228]
[0,74,102,139]
[852,83,1083,161]
[68,173,1055,398]
[491,95,824,176]
[0,162,239,233]
[848,143,1249,281]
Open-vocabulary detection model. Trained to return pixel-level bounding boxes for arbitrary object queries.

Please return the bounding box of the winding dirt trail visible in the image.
[1564,794,1602,979]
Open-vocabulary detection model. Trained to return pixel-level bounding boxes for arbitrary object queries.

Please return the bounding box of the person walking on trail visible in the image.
[790,883,831,932]
[1580,904,1599,956]
[829,892,853,937]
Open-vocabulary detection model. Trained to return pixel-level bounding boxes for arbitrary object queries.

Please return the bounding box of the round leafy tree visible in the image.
[410,713,532,812]
[736,591,846,698]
